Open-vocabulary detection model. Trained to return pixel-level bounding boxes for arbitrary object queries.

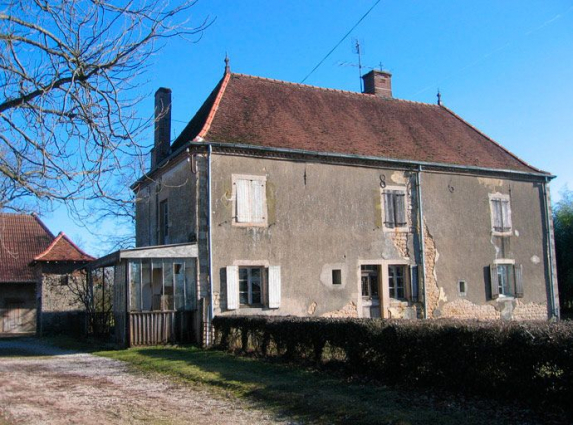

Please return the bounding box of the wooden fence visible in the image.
[129,311,176,346]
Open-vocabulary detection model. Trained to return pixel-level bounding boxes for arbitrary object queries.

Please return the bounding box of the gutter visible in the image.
[542,177,559,319]
[207,144,214,344]
[132,141,554,190]
[416,166,428,319]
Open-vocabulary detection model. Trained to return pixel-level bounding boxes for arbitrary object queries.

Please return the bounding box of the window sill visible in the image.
[232,221,268,228]
[491,230,512,237]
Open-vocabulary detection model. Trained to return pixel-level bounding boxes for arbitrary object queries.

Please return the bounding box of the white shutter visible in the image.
[492,199,503,231]
[226,265,238,310]
[514,264,524,298]
[251,180,265,223]
[236,179,251,222]
[268,265,281,309]
[501,200,512,232]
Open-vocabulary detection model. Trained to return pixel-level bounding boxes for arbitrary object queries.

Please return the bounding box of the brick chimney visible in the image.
[152,87,172,168]
[362,70,392,98]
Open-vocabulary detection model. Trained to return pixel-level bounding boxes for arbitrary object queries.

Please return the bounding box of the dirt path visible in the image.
[0,338,289,425]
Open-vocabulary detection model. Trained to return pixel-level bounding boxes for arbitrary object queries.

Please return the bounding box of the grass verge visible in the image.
[94,345,555,425]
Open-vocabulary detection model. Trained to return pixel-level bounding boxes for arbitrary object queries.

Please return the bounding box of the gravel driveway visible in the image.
[0,338,288,424]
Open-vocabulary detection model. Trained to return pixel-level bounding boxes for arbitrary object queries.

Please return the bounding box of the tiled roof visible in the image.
[172,72,542,173]
[34,232,95,263]
[0,213,92,283]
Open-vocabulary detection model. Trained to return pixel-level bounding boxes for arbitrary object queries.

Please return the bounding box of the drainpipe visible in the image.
[416,165,428,319]
[542,177,559,319]
[207,144,214,345]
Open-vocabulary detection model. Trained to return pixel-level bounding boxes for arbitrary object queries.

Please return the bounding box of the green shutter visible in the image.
[514,264,524,298]
[490,264,499,300]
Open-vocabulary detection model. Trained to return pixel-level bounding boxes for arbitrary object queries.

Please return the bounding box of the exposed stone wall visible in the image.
[321,301,358,318]
[512,300,548,321]
[41,273,85,313]
[440,298,499,320]
[423,221,440,317]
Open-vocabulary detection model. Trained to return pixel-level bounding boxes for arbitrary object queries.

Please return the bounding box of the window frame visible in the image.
[238,266,264,307]
[388,264,407,300]
[490,260,523,299]
[158,198,169,244]
[489,193,512,235]
[232,174,268,227]
[382,186,408,232]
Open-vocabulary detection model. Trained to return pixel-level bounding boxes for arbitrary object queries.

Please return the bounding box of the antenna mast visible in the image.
[355,40,363,92]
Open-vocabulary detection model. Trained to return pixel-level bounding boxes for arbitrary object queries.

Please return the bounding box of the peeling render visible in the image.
[321,301,358,318]
[423,221,441,317]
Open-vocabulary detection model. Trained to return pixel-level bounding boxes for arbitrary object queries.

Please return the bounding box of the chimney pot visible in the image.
[153,87,172,168]
[362,70,392,98]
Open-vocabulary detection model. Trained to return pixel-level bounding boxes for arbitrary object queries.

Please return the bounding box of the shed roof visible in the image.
[172,72,543,174]
[0,213,92,283]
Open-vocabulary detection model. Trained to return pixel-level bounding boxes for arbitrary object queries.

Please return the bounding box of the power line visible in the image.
[300,0,383,84]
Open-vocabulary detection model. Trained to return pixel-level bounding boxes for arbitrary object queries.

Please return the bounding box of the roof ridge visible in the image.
[194,72,233,141]
[230,72,441,108]
[439,106,544,173]
[31,213,56,240]
[33,231,94,262]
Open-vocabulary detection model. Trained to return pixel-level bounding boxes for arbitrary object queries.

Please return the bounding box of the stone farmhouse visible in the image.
[115,65,558,345]
[0,213,94,335]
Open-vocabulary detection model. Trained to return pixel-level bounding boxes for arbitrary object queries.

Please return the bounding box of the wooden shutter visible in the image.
[490,264,499,299]
[501,199,512,232]
[226,265,238,310]
[251,180,265,223]
[268,266,281,309]
[514,264,524,298]
[492,199,503,232]
[235,179,251,222]
[409,265,419,302]
[384,191,395,227]
[395,192,406,227]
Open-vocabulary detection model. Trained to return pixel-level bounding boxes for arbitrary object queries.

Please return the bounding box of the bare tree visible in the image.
[0,0,210,245]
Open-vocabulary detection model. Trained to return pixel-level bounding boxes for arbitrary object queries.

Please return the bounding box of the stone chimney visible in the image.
[152,87,172,168]
[362,70,392,98]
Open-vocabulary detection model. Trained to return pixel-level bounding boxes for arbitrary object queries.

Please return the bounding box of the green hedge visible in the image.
[212,316,573,413]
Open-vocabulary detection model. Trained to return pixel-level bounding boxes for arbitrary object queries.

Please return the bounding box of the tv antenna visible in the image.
[354,39,364,91]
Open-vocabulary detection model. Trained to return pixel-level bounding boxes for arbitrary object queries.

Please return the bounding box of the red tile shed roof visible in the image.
[172,72,542,173]
[34,232,95,263]
[0,213,92,283]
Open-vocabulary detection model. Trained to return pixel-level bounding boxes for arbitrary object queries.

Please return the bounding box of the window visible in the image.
[489,194,512,234]
[239,267,262,305]
[226,265,281,309]
[233,174,267,226]
[158,199,169,244]
[458,280,467,297]
[388,265,406,300]
[361,265,379,298]
[490,263,523,299]
[383,188,407,230]
[332,269,342,285]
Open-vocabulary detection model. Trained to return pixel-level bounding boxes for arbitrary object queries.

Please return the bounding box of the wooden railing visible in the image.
[129,311,176,346]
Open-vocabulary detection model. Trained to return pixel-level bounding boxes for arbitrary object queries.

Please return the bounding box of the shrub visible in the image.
[212,316,573,413]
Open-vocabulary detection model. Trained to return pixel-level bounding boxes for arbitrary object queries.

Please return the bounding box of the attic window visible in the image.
[232,174,267,227]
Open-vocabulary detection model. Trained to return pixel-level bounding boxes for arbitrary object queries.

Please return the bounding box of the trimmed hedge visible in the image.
[212,316,573,413]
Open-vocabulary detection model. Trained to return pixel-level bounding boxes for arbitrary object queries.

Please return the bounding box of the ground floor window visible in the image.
[239,267,262,306]
[388,265,407,300]
[361,265,379,299]
[490,263,523,298]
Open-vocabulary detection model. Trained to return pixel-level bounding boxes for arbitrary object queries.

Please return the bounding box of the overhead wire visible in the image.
[300,0,383,84]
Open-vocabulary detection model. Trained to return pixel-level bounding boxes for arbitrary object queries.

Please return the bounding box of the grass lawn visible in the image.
[93,345,553,425]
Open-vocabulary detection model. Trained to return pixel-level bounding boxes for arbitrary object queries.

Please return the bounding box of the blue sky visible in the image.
[43,0,573,255]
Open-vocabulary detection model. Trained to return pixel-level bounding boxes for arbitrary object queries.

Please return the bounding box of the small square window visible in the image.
[458,280,467,296]
[332,269,342,285]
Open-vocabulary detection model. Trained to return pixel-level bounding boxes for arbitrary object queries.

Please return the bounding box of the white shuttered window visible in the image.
[234,175,267,225]
[383,188,407,230]
[489,194,512,233]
